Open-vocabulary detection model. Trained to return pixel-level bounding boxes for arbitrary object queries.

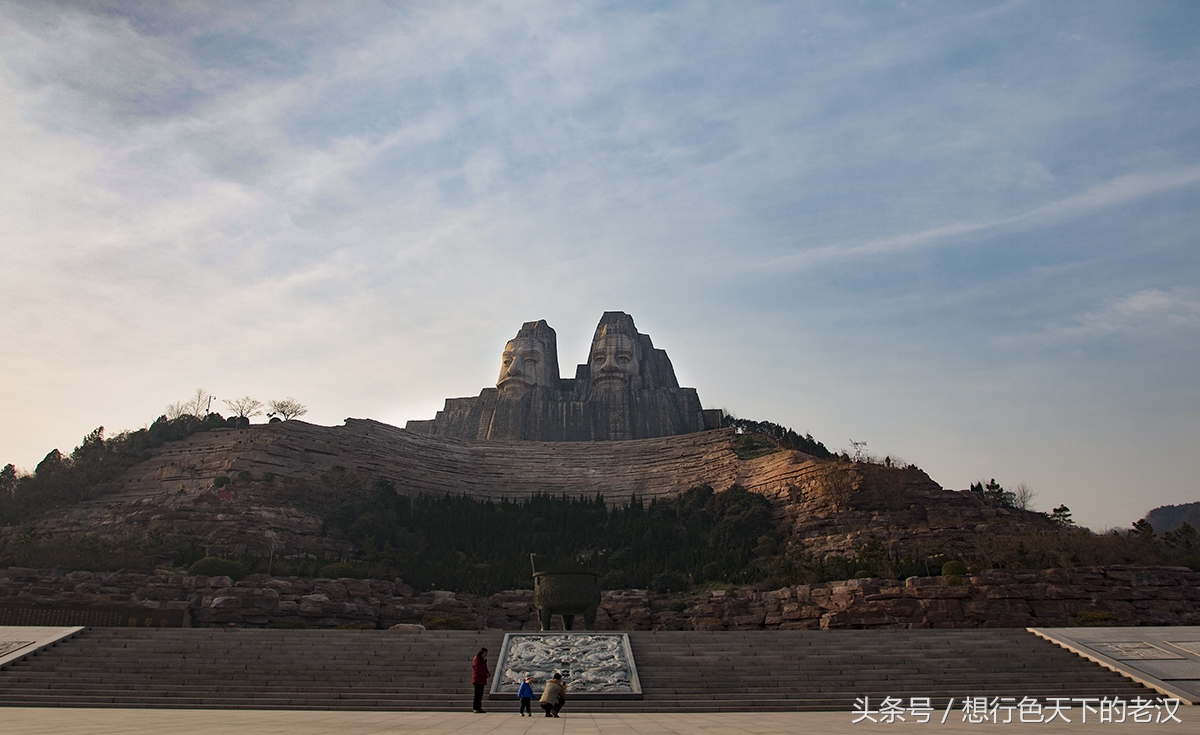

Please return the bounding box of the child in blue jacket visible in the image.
[518,677,534,716]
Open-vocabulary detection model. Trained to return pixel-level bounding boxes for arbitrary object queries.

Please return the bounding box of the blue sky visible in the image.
[2,1,1198,529]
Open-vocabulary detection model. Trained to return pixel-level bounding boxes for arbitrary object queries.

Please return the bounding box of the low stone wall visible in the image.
[0,565,1194,630]
[661,566,1200,630]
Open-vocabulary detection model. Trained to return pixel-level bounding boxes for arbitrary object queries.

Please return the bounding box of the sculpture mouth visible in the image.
[498,377,534,392]
[592,373,628,388]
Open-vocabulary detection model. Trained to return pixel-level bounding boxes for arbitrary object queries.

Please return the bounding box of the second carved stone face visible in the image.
[590,333,640,390]
[498,336,555,392]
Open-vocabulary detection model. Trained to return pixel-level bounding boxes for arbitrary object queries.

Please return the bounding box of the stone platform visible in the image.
[0,625,82,668]
[1033,627,1200,704]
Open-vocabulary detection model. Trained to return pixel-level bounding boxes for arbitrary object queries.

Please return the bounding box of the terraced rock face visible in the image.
[8,418,1053,561]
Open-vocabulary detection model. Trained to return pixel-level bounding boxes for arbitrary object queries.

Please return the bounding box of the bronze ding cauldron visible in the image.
[531,554,601,631]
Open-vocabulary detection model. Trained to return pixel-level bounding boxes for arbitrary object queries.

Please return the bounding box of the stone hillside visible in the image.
[11,419,1052,560]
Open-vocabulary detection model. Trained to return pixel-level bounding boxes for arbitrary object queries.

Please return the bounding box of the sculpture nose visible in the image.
[598,354,620,373]
[507,361,523,377]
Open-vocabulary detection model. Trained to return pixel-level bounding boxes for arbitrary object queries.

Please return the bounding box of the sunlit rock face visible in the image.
[406,312,723,441]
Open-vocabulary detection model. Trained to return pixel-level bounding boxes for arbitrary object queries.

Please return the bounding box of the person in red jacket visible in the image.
[471,647,490,713]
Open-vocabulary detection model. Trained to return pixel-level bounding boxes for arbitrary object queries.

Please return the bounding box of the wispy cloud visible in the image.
[745,163,1200,271]
[1,2,1198,529]
[1067,286,1200,338]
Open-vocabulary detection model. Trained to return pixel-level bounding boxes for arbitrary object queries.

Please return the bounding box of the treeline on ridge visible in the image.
[721,416,833,458]
[0,414,233,527]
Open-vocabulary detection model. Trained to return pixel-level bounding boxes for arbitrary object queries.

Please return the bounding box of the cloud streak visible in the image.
[745,164,1200,272]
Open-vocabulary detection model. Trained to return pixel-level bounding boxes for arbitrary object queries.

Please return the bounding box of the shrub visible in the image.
[318,562,362,579]
[422,614,468,630]
[1072,611,1119,627]
[601,570,629,589]
[261,472,276,482]
[236,470,253,482]
[732,433,779,460]
[650,570,687,593]
[941,560,968,576]
[212,476,231,488]
[189,556,248,581]
[268,618,308,629]
[854,570,873,579]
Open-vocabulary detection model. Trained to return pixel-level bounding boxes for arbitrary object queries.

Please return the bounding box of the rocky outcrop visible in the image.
[3,416,1056,563]
[406,312,723,441]
[1,566,1195,630]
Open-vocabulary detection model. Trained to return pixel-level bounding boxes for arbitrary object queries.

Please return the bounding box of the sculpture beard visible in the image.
[589,333,640,391]
[497,337,554,393]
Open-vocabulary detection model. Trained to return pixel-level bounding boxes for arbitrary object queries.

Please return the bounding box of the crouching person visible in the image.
[539,672,566,718]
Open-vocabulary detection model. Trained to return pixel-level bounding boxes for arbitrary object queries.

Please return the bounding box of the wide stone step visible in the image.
[0,628,1154,712]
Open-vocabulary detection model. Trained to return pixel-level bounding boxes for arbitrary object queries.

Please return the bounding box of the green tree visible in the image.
[1050,505,1075,527]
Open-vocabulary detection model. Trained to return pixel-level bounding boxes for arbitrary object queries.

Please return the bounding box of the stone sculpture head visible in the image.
[497,320,560,393]
[588,312,642,391]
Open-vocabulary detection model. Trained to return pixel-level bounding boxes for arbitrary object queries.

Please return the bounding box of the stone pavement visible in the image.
[1,708,1196,735]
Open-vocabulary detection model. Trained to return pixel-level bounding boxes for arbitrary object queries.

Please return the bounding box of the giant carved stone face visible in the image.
[497,336,555,393]
[590,333,640,390]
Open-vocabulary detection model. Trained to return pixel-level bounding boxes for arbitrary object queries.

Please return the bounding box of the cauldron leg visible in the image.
[583,605,597,630]
[539,607,551,631]
[563,614,575,631]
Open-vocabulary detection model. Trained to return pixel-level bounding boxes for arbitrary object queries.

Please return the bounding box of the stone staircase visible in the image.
[626,630,1153,712]
[0,628,1153,712]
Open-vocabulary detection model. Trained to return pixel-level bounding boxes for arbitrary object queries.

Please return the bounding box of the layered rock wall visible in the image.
[2,566,1194,631]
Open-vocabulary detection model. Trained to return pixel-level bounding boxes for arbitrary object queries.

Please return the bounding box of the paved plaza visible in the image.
[2,708,1197,735]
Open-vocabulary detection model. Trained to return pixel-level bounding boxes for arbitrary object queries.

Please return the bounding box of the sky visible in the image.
[1,1,1198,531]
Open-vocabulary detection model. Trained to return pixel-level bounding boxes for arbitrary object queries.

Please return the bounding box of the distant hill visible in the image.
[1145,501,1200,534]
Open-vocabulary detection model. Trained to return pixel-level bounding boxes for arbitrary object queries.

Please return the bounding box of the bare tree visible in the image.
[267,397,308,421]
[184,388,214,417]
[166,389,212,419]
[223,396,264,420]
[1012,482,1037,511]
